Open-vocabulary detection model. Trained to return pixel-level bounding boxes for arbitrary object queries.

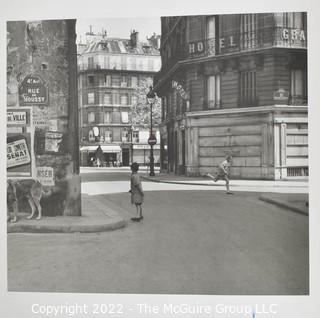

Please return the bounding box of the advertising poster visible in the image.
[7,107,33,177]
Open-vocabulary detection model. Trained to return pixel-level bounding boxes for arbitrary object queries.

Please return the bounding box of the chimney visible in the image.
[130,30,139,47]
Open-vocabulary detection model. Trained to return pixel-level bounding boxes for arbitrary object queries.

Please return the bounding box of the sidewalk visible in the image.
[142,173,309,216]
[7,194,127,234]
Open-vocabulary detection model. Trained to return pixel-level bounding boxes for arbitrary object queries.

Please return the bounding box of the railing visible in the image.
[287,167,308,177]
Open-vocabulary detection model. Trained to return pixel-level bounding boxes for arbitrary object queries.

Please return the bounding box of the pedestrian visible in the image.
[129,162,144,222]
[206,155,233,194]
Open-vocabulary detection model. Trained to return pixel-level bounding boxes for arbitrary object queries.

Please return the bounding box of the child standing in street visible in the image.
[206,155,233,194]
[129,162,144,222]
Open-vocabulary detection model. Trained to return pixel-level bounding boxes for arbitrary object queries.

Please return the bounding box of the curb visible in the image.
[259,195,308,216]
[7,217,127,233]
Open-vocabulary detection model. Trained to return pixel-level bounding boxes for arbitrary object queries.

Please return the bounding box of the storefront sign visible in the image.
[19,74,49,106]
[7,111,27,125]
[36,167,55,186]
[172,81,189,100]
[7,138,31,168]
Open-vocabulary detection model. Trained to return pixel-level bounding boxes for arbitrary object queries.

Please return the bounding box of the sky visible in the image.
[76,16,161,44]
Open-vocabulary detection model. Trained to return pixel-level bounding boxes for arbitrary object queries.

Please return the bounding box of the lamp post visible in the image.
[146,86,157,177]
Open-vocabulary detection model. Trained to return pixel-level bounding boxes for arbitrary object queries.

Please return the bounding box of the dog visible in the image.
[7,179,43,222]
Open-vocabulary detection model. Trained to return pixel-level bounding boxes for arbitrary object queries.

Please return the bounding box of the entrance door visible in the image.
[122,148,130,166]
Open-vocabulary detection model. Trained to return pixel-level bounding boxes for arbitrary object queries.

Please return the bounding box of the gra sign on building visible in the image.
[19,74,49,106]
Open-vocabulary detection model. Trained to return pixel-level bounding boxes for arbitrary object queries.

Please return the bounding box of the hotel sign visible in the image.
[189,35,239,56]
[19,74,49,106]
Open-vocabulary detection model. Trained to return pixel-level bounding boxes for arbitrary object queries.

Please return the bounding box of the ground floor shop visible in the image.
[80,144,160,167]
[160,105,308,180]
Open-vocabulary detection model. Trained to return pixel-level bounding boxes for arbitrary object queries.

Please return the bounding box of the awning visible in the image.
[80,145,121,153]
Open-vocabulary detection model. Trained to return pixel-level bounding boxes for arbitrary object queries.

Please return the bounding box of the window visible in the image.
[104,111,112,123]
[131,95,138,106]
[88,130,95,141]
[206,16,216,55]
[121,111,129,123]
[120,75,127,87]
[122,129,129,142]
[113,92,120,105]
[290,69,307,105]
[131,76,138,87]
[240,14,257,49]
[132,131,139,143]
[239,71,257,106]
[105,130,112,143]
[104,93,112,105]
[88,75,94,85]
[88,92,94,104]
[120,94,128,106]
[207,75,221,108]
[88,112,95,123]
[104,75,111,86]
[88,57,94,69]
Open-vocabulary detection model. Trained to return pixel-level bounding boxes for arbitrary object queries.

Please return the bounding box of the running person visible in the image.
[206,155,233,194]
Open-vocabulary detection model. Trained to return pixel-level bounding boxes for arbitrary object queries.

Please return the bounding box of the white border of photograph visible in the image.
[1,0,319,317]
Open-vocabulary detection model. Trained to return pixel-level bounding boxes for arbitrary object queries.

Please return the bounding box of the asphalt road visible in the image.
[7,171,309,295]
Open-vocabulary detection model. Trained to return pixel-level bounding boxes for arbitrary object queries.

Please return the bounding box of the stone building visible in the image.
[154,12,308,180]
[7,19,80,216]
[77,30,161,167]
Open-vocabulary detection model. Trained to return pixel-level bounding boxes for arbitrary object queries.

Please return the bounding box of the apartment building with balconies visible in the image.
[155,12,308,179]
[78,30,161,166]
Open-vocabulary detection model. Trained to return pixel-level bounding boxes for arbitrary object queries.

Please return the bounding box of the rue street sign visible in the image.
[148,134,157,146]
[19,74,49,106]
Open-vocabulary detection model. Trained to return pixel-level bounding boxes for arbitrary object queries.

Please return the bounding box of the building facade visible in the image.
[155,13,308,180]
[78,30,161,167]
[7,20,81,216]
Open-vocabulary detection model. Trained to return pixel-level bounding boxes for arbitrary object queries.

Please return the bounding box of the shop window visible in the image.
[132,131,139,143]
[290,69,307,105]
[239,70,257,107]
[88,112,95,123]
[207,75,221,109]
[105,130,112,143]
[88,92,94,104]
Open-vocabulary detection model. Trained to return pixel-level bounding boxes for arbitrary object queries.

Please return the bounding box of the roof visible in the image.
[81,38,160,56]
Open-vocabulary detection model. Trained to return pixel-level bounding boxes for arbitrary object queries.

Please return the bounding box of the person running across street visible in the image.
[206,155,233,194]
[129,162,144,222]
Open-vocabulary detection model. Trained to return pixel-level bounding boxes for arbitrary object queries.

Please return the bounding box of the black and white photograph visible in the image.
[1,0,320,317]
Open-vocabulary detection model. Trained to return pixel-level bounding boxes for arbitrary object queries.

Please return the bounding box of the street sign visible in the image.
[19,74,49,106]
[148,134,157,146]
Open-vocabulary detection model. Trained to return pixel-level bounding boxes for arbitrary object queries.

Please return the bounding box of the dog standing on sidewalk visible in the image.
[7,179,43,222]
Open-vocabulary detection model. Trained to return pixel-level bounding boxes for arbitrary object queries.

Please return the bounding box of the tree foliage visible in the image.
[131,78,161,128]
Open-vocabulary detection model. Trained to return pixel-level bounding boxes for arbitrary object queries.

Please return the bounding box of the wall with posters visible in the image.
[7,19,80,216]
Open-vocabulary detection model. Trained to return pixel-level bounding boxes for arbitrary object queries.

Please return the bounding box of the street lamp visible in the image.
[146,86,157,177]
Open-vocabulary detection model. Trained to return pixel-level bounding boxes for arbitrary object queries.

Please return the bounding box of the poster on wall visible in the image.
[7,107,34,177]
